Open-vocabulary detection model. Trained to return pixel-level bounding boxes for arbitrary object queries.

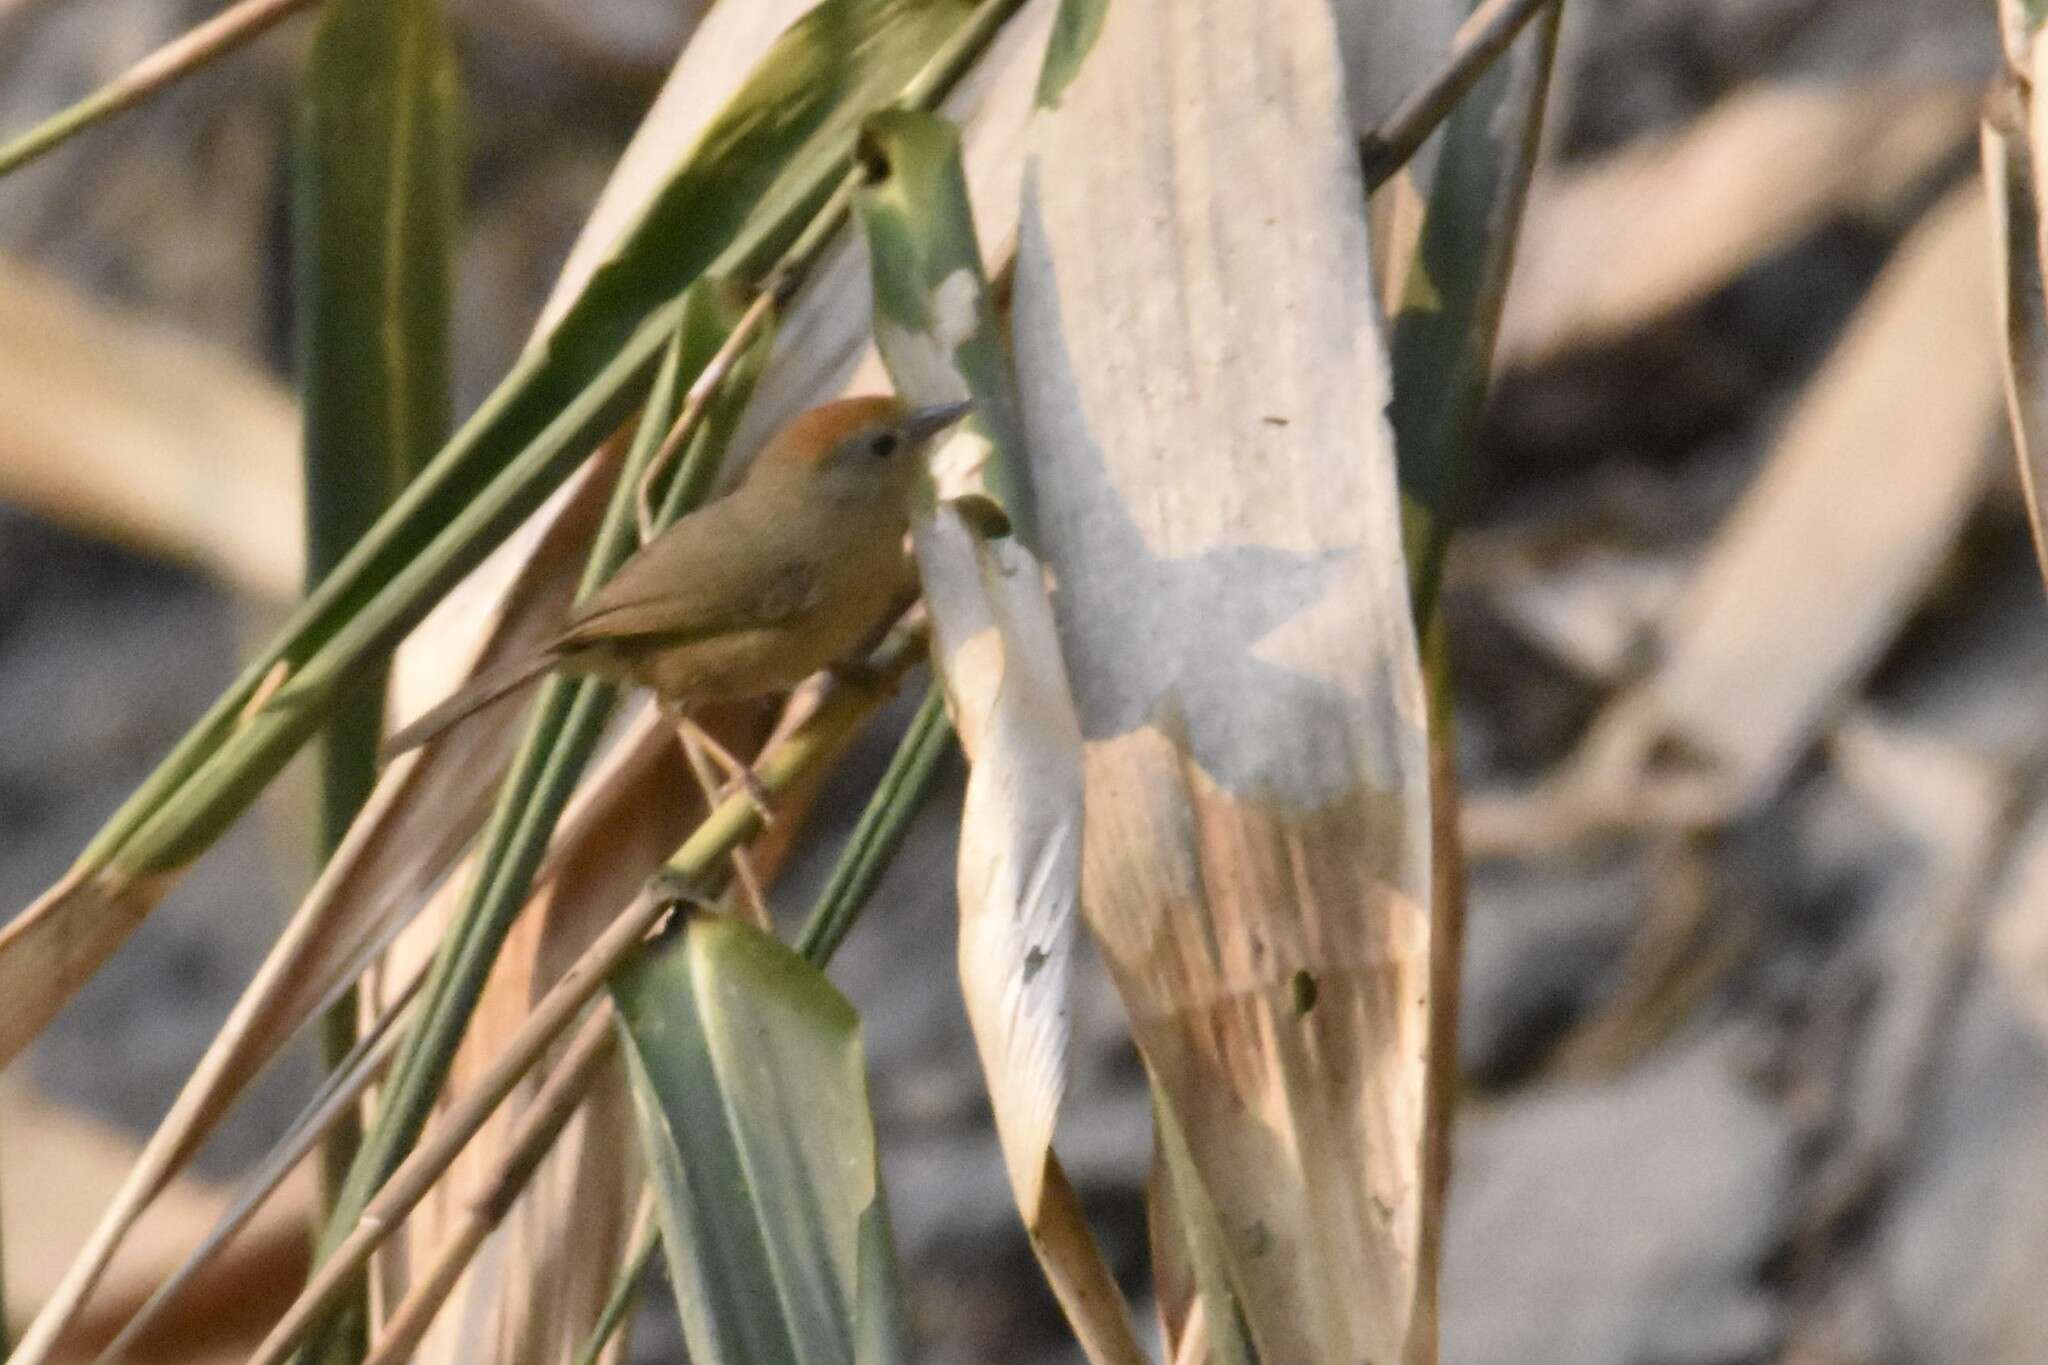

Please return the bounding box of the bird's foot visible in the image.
[719,766,775,825]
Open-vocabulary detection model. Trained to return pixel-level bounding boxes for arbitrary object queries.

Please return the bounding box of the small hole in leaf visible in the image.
[855,130,893,185]
[1289,969,1319,1017]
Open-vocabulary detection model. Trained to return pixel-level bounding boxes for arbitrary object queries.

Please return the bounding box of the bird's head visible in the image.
[747,394,972,504]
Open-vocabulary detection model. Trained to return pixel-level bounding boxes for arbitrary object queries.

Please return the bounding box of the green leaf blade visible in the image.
[1388,0,1563,621]
[615,917,911,1365]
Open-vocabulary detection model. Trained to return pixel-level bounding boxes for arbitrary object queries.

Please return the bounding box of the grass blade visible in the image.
[297,0,461,856]
[568,1209,662,1365]
[795,683,955,964]
[294,0,461,1314]
[612,916,913,1365]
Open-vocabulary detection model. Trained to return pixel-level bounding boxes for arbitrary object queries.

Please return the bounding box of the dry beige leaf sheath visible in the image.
[1013,0,1436,1359]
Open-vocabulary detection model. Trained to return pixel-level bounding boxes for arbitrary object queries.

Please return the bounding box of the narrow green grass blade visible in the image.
[1,0,1002,1077]
[1151,1087,1258,1365]
[1389,0,1562,621]
[299,283,765,1362]
[795,684,954,964]
[613,916,913,1365]
[292,0,459,1329]
[569,1217,663,1365]
[298,0,460,858]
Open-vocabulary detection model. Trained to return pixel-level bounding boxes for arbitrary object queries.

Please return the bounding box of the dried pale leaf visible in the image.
[857,102,1144,1364]
[1502,80,1977,367]
[1468,187,2004,855]
[917,515,1080,1211]
[1012,1,1433,1360]
[0,254,299,597]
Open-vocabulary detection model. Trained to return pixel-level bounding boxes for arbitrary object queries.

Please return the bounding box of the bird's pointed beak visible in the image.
[902,398,973,445]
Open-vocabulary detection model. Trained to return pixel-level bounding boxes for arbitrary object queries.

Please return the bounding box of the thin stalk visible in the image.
[91,959,426,1364]
[0,0,322,178]
[795,681,954,962]
[296,0,458,1315]
[357,1010,620,1365]
[568,1199,661,1365]
[635,286,779,541]
[1358,0,1557,191]
[248,626,924,1365]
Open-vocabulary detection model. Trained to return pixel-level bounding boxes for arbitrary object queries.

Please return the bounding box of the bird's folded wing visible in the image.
[556,500,824,648]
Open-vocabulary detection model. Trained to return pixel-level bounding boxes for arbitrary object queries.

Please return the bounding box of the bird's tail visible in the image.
[380,650,561,761]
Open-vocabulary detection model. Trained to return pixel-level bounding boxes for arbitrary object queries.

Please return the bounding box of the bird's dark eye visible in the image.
[867,431,900,458]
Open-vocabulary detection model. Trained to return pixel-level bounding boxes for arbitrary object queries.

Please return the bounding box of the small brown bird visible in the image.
[382,394,968,763]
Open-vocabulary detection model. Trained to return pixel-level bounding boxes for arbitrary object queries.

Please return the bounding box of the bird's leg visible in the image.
[673,722,773,931]
[676,716,773,823]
